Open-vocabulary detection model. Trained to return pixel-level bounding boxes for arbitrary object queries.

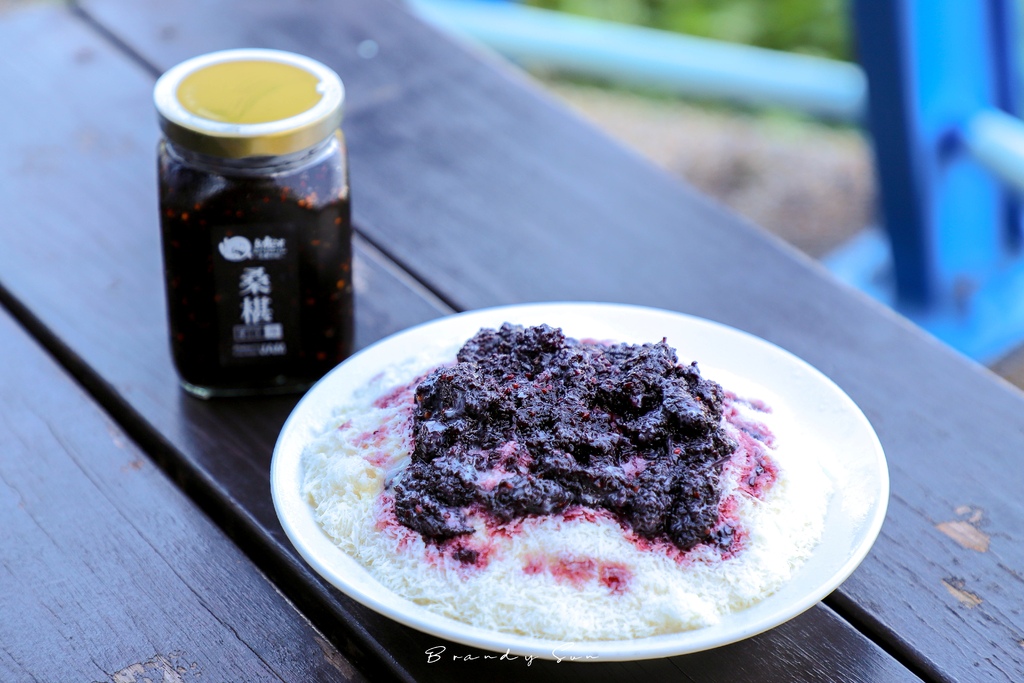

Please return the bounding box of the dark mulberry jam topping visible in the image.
[392,323,738,551]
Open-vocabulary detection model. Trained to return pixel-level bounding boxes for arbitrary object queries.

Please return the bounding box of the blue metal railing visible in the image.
[839,0,1024,362]
[407,0,865,119]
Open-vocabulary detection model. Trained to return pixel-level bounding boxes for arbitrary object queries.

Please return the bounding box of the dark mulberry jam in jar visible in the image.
[154,49,353,398]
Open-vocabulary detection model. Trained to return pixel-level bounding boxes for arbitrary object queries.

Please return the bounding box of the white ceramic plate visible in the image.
[271,302,888,661]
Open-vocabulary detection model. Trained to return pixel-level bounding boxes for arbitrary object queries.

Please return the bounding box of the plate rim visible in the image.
[271,301,889,661]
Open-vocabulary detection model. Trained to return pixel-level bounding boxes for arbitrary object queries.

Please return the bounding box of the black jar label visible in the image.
[211,224,301,367]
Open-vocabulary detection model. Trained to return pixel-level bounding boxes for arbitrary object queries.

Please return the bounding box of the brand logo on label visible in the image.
[253,236,287,260]
[218,236,252,261]
[217,235,287,261]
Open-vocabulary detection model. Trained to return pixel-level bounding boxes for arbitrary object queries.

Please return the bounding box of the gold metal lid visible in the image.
[154,48,345,158]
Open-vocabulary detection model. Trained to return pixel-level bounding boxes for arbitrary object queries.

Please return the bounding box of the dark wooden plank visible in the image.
[72,1,1024,680]
[394,604,918,682]
[0,2,912,682]
[0,308,364,680]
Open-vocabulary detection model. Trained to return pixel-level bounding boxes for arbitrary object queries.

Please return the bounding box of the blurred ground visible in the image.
[540,80,875,258]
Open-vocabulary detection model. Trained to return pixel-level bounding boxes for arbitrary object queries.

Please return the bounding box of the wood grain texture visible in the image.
[0,312,363,682]
[0,0,940,681]
[72,1,1024,680]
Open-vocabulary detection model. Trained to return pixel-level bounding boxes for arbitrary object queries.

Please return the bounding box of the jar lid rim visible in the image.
[154,48,345,158]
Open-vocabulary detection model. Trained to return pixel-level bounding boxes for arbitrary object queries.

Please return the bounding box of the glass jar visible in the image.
[154,49,353,398]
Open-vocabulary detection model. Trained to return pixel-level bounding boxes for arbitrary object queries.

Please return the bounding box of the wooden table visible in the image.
[1,1,1021,680]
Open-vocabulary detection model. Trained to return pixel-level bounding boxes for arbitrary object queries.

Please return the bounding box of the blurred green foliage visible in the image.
[525,0,851,60]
